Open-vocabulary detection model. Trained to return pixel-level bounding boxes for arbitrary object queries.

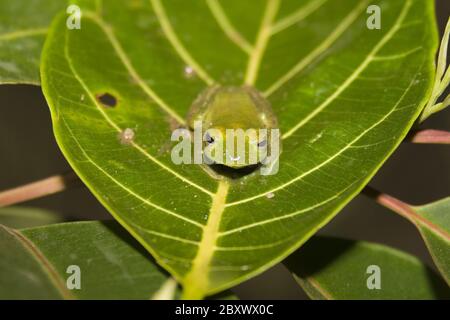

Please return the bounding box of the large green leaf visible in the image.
[413,198,450,285]
[41,0,437,298]
[285,237,450,299]
[0,0,64,84]
[0,221,180,299]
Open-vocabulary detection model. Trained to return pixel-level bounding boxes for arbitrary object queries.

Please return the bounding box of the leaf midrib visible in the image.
[2,226,74,299]
[182,180,229,299]
[394,199,450,243]
[244,0,280,85]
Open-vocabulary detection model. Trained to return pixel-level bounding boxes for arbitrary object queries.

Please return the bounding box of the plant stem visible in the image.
[362,186,450,240]
[362,186,415,223]
[406,129,450,144]
[0,171,81,207]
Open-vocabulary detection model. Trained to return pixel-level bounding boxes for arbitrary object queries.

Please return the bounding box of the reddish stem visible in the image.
[406,129,450,144]
[362,186,450,241]
[0,171,81,207]
[362,186,416,222]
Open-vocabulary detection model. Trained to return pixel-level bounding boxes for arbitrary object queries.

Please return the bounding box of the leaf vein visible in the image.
[84,13,186,125]
[282,0,412,139]
[270,0,328,34]
[264,0,370,97]
[206,0,253,54]
[150,0,215,85]
[220,191,341,236]
[128,221,200,246]
[60,115,205,228]
[62,23,215,197]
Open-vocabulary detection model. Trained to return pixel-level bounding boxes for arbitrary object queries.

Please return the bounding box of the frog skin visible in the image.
[187,86,279,169]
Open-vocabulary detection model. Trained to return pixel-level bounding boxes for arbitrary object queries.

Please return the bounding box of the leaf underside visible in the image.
[285,237,450,300]
[0,0,64,84]
[0,221,177,299]
[41,0,438,297]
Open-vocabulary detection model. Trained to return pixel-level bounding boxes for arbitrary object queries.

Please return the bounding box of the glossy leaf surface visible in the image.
[0,0,64,84]
[41,0,438,297]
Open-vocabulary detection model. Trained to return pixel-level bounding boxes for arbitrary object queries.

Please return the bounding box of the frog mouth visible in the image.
[208,162,262,179]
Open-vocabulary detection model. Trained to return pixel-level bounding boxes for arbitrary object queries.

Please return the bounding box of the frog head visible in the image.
[188,85,278,170]
[203,127,269,168]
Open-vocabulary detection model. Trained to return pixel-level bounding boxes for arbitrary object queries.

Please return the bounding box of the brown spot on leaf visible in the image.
[118,128,135,145]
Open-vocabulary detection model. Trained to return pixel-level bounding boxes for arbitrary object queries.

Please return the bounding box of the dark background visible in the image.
[0,1,449,299]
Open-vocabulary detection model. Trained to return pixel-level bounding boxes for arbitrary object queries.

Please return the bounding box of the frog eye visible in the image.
[258,140,267,148]
[205,132,215,144]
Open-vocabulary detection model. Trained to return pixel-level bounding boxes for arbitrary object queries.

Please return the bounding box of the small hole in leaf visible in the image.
[96,92,117,108]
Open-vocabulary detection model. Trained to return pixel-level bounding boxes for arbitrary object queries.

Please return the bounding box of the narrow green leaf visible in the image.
[0,221,179,299]
[0,206,62,229]
[285,237,450,300]
[420,17,450,121]
[40,0,438,298]
[414,198,450,285]
[0,0,64,84]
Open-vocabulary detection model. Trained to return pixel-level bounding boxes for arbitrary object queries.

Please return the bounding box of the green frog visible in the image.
[187,86,279,169]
